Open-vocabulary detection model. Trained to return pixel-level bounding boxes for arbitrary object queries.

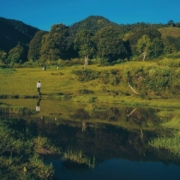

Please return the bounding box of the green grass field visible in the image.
[0,62,180,108]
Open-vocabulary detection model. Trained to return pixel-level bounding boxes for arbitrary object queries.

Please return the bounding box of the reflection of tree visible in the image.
[26,118,180,166]
[72,108,90,120]
[3,105,180,172]
[90,106,161,129]
[125,107,161,127]
[82,121,87,132]
[52,105,163,131]
[126,108,137,117]
[91,107,122,122]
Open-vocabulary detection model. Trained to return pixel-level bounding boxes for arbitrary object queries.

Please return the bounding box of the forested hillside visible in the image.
[0,17,39,52]
[0,16,180,66]
[0,17,39,64]
[69,16,121,36]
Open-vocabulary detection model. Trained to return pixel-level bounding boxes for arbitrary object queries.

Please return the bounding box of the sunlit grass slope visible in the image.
[1,62,180,107]
[0,62,149,96]
[159,27,180,38]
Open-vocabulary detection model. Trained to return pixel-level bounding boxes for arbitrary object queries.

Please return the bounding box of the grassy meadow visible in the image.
[0,61,180,108]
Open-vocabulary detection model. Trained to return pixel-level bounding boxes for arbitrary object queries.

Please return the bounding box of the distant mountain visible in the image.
[0,17,39,52]
[68,16,165,39]
[69,15,120,36]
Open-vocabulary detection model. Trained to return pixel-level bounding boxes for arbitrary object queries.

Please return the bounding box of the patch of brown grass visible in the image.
[159,27,180,38]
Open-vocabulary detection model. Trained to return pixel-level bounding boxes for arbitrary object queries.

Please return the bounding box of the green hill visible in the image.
[0,17,39,52]
[1,15,180,65]
[69,15,120,36]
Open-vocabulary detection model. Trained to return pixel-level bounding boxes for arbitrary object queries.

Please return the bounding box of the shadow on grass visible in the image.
[0,92,73,100]
[0,94,19,99]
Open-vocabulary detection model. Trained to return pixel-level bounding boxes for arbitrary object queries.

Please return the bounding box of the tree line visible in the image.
[0,16,180,66]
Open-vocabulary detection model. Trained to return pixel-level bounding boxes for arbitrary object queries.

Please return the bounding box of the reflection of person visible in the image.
[36,98,41,112]
[42,64,46,70]
[37,81,41,95]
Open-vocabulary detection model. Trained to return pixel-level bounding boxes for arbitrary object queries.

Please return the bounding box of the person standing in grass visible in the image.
[37,81,41,95]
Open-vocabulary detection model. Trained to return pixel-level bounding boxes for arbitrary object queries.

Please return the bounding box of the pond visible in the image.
[1,99,180,180]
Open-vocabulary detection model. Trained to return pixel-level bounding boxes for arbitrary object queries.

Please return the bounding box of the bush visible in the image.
[56,58,84,66]
[72,108,90,119]
[22,60,40,67]
[73,69,100,82]
[79,89,94,94]
[98,58,110,66]
[98,69,121,85]
[166,52,180,59]
[157,58,180,67]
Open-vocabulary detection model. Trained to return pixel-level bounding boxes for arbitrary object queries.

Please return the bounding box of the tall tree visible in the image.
[74,30,95,68]
[7,43,28,64]
[40,24,70,62]
[167,20,175,27]
[176,22,180,28]
[149,38,163,58]
[28,31,48,61]
[163,36,177,54]
[94,26,127,62]
[136,35,151,61]
[128,27,162,57]
[0,49,7,64]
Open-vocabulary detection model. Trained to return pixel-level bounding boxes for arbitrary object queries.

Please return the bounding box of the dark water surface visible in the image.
[51,159,180,180]
[1,99,180,179]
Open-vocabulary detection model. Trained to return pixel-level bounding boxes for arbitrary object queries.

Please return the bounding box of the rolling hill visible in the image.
[0,17,39,52]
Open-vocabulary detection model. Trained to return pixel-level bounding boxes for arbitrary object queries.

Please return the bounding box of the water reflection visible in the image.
[36,98,41,112]
[1,100,180,179]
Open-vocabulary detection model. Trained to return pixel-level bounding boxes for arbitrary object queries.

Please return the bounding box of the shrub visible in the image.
[72,108,90,119]
[157,58,180,67]
[79,89,94,94]
[73,69,99,82]
[166,52,180,59]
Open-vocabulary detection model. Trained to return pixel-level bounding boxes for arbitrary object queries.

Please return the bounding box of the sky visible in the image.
[0,0,180,31]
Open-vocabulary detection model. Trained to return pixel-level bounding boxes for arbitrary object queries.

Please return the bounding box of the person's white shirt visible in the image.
[37,82,41,88]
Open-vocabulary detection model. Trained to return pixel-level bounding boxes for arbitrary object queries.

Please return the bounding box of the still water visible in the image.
[51,159,180,180]
[1,99,180,180]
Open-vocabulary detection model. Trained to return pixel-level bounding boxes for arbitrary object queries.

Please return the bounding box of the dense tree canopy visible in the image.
[149,38,164,58]
[7,43,28,64]
[74,30,96,68]
[40,24,70,62]
[163,36,180,54]
[74,30,95,57]
[69,16,120,37]
[0,49,7,63]
[137,35,151,60]
[128,27,163,58]
[28,30,48,61]
[1,16,180,65]
[94,26,127,62]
